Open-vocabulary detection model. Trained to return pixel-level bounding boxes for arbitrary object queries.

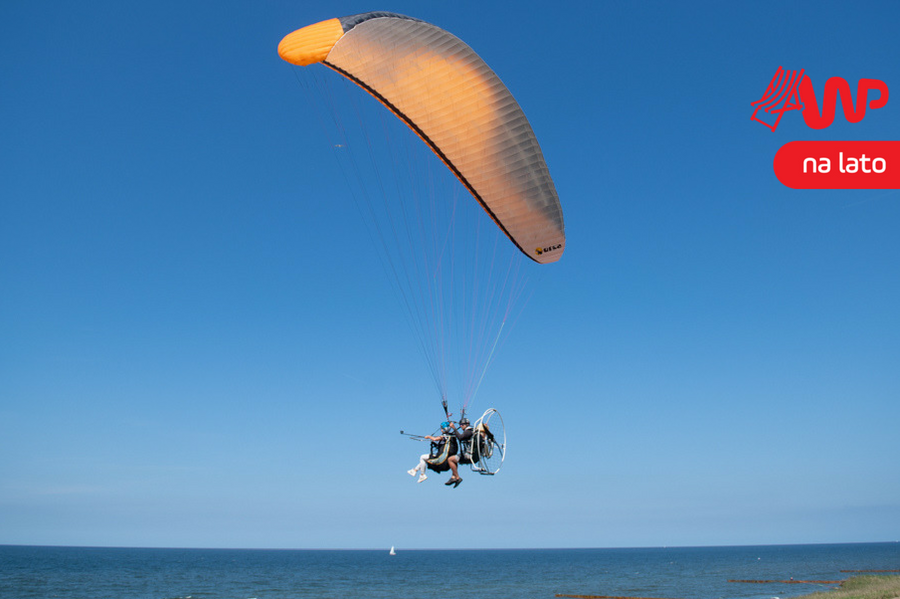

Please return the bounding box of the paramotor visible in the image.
[280,14,559,469]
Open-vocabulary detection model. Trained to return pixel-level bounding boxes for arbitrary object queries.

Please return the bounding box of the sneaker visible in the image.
[417,473,427,483]
[407,469,417,477]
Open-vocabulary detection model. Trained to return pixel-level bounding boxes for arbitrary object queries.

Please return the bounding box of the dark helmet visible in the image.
[459,417,470,427]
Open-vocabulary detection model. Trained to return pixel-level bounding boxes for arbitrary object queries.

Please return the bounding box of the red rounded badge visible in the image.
[774,141,900,189]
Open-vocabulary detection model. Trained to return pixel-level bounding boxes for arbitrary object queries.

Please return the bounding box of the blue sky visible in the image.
[2,0,898,549]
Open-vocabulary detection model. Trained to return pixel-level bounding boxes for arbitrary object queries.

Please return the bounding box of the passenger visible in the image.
[407,422,451,483]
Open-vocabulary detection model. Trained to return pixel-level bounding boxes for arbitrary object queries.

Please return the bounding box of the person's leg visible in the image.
[416,454,429,482]
[409,454,428,476]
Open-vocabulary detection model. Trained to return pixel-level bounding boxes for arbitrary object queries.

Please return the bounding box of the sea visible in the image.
[1,543,898,599]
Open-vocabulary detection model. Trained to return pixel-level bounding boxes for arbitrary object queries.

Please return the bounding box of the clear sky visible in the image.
[2,0,898,550]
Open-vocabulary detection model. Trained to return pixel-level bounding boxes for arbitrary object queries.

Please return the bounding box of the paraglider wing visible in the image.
[278,12,565,264]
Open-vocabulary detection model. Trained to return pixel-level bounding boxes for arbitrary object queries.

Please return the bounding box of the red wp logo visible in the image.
[751,66,888,132]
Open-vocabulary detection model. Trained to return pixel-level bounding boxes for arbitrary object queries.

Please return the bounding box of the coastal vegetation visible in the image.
[796,576,900,599]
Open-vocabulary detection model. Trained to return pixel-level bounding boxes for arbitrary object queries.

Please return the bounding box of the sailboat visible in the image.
[389,546,396,556]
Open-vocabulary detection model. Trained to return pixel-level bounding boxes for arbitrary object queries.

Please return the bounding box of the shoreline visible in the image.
[783,576,900,599]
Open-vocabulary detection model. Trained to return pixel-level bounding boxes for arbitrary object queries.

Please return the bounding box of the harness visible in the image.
[425,435,458,472]
[456,429,475,464]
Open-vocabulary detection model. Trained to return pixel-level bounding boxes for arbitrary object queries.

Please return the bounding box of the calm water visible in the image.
[1,543,898,599]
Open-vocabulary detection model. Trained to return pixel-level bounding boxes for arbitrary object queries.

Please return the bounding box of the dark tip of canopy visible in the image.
[338,12,424,34]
